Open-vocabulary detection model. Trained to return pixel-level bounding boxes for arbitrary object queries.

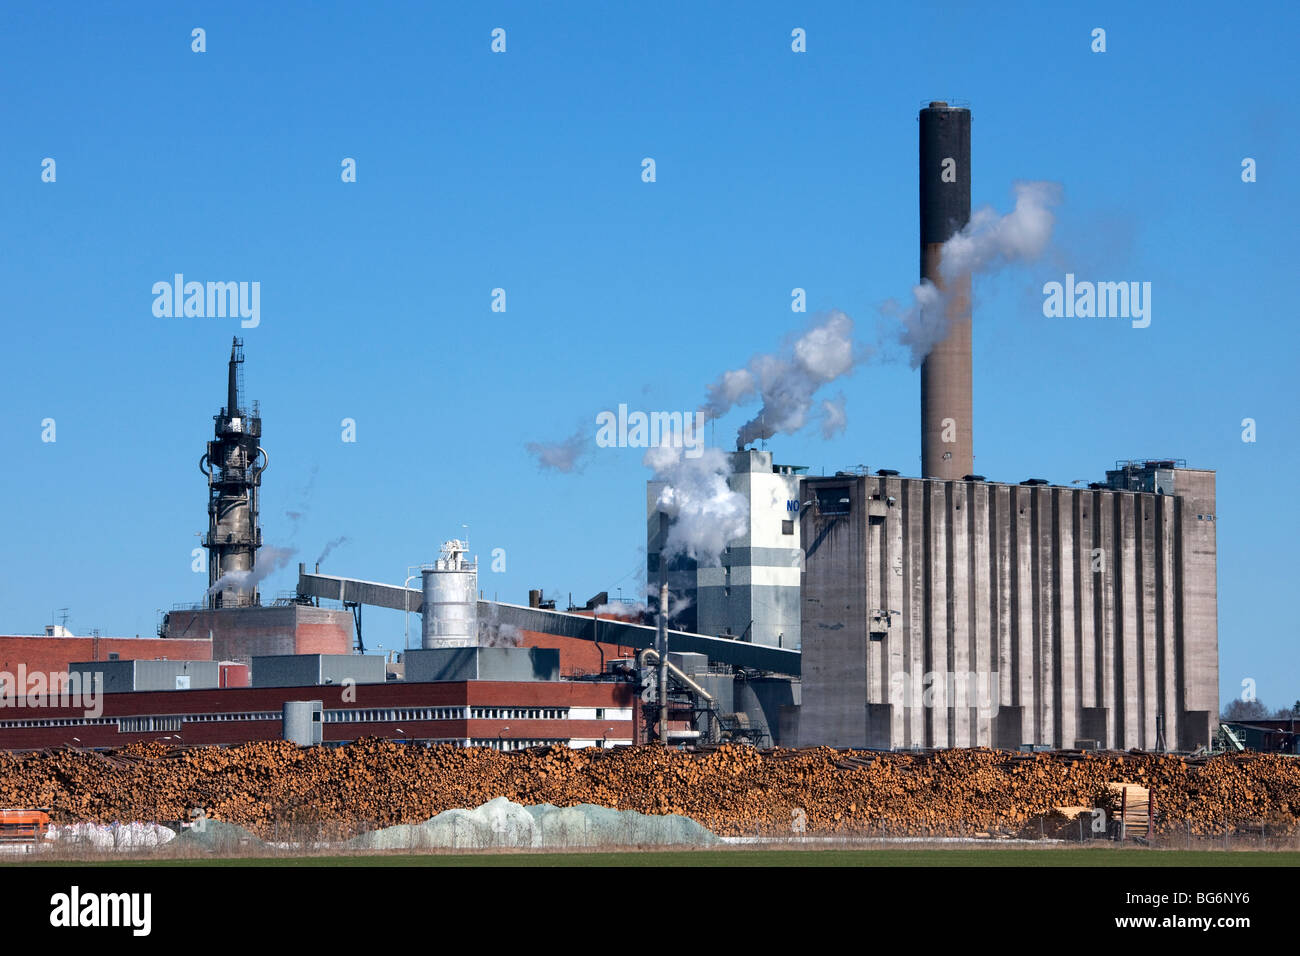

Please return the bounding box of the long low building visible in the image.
[0,679,638,751]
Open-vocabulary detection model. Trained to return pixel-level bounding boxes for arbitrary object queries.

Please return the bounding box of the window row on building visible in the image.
[324,706,608,723]
[0,712,279,732]
[117,716,184,733]
[0,704,628,733]
[324,707,465,724]
[0,716,117,729]
[469,707,568,720]
[168,712,279,725]
[469,738,569,752]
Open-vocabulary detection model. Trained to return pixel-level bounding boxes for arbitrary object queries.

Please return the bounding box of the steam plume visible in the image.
[896,180,1062,367]
[315,536,350,566]
[644,441,747,566]
[526,426,588,472]
[702,310,861,448]
[820,394,848,439]
[207,545,298,597]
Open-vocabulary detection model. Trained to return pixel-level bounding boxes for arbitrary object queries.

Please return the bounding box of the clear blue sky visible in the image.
[1,2,1295,710]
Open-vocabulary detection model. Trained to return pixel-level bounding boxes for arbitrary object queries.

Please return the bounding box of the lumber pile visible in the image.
[0,742,1296,839]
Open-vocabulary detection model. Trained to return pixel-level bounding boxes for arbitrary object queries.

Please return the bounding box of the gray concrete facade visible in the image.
[252,653,386,688]
[68,659,219,693]
[403,646,561,683]
[797,468,1218,751]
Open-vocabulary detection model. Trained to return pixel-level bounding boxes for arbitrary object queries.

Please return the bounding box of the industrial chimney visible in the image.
[201,338,269,608]
[919,102,972,480]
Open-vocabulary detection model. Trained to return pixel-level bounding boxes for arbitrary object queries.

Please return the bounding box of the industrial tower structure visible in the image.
[163,339,352,662]
[200,338,268,608]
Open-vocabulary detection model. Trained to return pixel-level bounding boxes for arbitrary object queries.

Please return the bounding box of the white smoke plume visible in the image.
[702,368,757,419]
[595,586,693,621]
[893,278,949,370]
[940,180,1062,281]
[702,310,861,448]
[315,536,349,566]
[644,441,747,567]
[895,180,1062,367]
[591,602,645,619]
[820,393,848,439]
[207,545,298,597]
[526,426,588,473]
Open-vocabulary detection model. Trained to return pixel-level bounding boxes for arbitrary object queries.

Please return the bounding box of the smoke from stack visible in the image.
[701,310,861,449]
[526,426,588,473]
[207,545,297,598]
[820,393,848,439]
[594,586,693,621]
[528,312,860,564]
[315,536,350,566]
[643,441,748,567]
[898,179,1063,367]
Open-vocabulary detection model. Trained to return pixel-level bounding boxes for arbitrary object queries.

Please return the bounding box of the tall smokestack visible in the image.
[919,101,972,480]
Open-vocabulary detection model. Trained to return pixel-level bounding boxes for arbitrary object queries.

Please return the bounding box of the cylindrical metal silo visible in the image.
[919,101,973,481]
[421,540,478,649]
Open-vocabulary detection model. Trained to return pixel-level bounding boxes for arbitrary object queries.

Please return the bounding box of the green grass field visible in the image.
[17,847,1300,867]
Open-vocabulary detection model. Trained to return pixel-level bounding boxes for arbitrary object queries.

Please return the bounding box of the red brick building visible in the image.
[0,679,637,751]
[0,635,213,675]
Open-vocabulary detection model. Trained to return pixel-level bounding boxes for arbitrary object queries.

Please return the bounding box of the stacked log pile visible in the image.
[0,742,1296,839]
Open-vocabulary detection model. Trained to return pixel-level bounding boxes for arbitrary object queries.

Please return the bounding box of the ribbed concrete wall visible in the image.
[798,472,1217,751]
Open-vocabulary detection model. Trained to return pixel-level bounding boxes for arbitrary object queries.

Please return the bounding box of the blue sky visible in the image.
[1,2,1295,709]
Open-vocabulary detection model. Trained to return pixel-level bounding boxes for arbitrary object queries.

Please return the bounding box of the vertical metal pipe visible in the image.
[658,567,669,748]
[919,101,973,480]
